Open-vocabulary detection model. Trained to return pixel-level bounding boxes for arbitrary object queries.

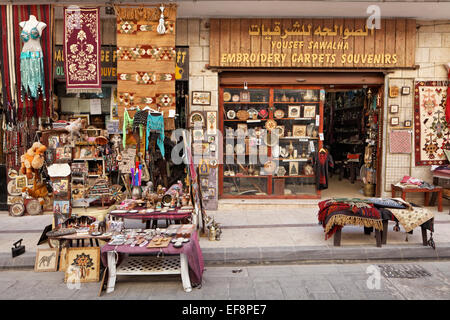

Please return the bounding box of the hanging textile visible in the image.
[389,130,412,154]
[63,7,102,94]
[116,5,177,134]
[146,113,165,157]
[446,66,450,126]
[414,81,449,165]
[0,5,12,106]
[12,5,53,118]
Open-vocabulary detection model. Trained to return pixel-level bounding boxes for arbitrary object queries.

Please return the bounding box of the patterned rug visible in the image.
[414,81,449,165]
[64,7,101,93]
[116,5,177,131]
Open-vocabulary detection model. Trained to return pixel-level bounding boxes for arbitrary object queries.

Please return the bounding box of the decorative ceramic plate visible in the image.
[209,159,219,168]
[232,94,240,102]
[274,109,285,119]
[248,108,258,119]
[277,166,287,176]
[265,119,277,131]
[227,110,236,120]
[304,164,314,175]
[223,92,231,102]
[236,110,249,121]
[189,112,205,127]
[258,109,269,119]
[9,203,25,217]
[7,180,21,196]
[274,125,285,137]
[264,160,277,174]
[8,169,18,179]
[26,199,42,216]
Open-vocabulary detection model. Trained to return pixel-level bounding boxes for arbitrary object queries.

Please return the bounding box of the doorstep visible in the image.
[218,199,321,210]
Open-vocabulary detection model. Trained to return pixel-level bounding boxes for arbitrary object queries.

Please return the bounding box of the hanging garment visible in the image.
[122,108,144,149]
[146,114,165,157]
[20,51,45,100]
[313,150,334,190]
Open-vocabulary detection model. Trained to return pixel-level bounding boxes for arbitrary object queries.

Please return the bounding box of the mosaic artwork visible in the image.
[414,81,449,165]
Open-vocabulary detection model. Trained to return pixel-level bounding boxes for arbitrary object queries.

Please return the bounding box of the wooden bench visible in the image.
[391,184,443,212]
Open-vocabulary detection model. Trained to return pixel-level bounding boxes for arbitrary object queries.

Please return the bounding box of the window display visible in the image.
[220,86,323,198]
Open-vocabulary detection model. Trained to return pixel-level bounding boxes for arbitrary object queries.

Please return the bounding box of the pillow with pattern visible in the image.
[367,198,407,209]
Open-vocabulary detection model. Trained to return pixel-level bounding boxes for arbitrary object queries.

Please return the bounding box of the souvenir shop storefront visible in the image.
[205,18,418,200]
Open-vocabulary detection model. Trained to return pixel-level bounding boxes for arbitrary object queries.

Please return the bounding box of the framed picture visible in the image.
[390,105,399,114]
[199,159,210,175]
[64,247,101,283]
[69,114,89,127]
[59,248,68,272]
[240,91,251,102]
[303,105,316,118]
[389,86,399,98]
[15,175,27,190]
[404,120,412,128]
[208,187,216,198]
[390,117,399,126]
[192,129,205,141]
[54,200,70,217]
[288,105,300,118]
[53,179,69,197]
[48,135,60,149]
[35,248,59,272]
[55,146,72,161]
[401,86,411,95]
[188,111,205,128]
[289,161,299,176]
[192,91,211,106]
[206,111,217,135]
[292,125,307,137]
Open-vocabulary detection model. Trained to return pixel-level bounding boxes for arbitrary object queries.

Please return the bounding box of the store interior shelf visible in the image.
[224,102,269,104]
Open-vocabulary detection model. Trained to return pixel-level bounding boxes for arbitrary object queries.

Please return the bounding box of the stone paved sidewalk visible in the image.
[0,204,449,268]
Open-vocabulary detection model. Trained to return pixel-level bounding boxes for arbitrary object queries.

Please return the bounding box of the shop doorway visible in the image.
[321,86,383,199]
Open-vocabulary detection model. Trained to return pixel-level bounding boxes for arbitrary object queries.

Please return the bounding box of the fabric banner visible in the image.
[389,130,412,154]
[11,5,53,118]
[116,5,177,131]
[414,81,449,165]
[64,7,102,94]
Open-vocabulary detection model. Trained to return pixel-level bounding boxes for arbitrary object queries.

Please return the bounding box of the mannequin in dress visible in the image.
[19,15,47,100]
[19,15,46,53]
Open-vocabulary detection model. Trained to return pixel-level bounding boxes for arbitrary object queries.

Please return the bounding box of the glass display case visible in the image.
[219,86,323,198]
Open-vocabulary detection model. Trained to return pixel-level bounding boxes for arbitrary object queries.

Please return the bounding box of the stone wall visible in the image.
[176,18,220,210]
[382,20,450,202]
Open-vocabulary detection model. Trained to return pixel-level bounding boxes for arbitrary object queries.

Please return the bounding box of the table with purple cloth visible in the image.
[109,209,192,228]
[101,231,204,293]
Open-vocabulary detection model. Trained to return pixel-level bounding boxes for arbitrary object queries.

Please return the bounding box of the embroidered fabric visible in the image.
[146,114,165,157]
[122,109,144,149]
[20,21,40,42]
[20,51,45,100]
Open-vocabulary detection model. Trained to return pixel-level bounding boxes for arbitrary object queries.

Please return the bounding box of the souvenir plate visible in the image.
[274,109,285,119]
[304,164,314,175]
[248,108,258,119]
[9,203,25,217]
[8,169,18,179]
[232,94,240,102]
[227,110,236,120]
[209,159,219,168]
[277,166,287,177]
[236,110,249,121]
[264,132,279,147]
[264,160,277,174]
[8,180,21,196]
[274,125,285,137]
[223,92,231,102]
[26,199,42,216]
[265,119,277,131]
[258,109,269,119]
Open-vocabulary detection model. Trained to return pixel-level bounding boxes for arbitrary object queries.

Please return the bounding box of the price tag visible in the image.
[247,120,261,123]
[310,141,315,153]
[315,115,320,126]
[299,138,308,142]
[319,133,324,141]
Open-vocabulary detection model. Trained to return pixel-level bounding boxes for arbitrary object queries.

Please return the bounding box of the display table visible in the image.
[109,209,192,228]
[101,231,204,293]
[391,184,443,212]
[48,233,112,248]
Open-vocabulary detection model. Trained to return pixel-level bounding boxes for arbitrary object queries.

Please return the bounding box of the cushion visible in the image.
[367,198,407,209]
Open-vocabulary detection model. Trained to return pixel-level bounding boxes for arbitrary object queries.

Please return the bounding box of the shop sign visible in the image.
[176,46,189,81]
[209,18,416,68]
[54,45,117,81]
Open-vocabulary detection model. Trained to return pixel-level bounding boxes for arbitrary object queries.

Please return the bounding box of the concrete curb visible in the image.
[2,243,450,269]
